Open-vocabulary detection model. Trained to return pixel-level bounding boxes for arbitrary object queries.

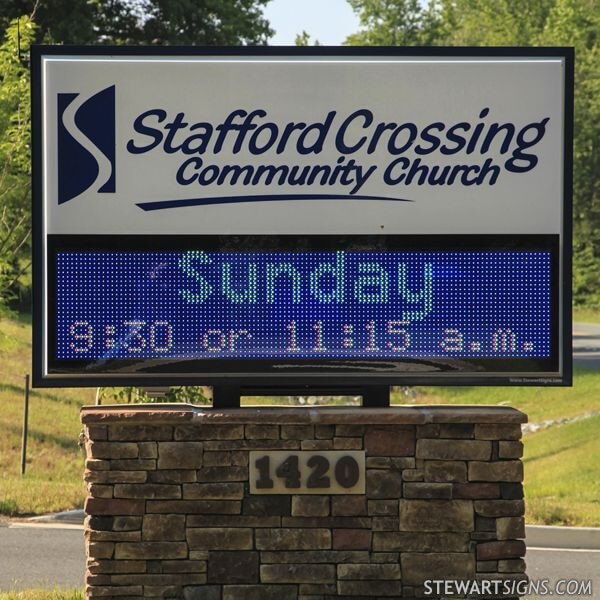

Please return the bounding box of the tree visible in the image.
[0,0,274,46]
[142,0,273,46]
[0,16,35,309]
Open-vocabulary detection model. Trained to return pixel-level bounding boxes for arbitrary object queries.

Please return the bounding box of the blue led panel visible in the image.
[55,250,551,361]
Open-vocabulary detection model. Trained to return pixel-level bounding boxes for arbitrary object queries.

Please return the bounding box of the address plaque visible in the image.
[249,450,366,495]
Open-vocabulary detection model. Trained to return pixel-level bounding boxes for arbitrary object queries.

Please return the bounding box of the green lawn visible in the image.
[524,415,600,526]
[0,591,84,600]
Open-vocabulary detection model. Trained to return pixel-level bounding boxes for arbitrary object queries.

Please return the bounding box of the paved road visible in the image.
[0,523,85,591]
[573,322,600,370]
[1,523,599,595]
[527,547,599,598]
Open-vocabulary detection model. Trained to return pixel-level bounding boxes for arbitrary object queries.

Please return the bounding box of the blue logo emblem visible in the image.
[57,85,115,204]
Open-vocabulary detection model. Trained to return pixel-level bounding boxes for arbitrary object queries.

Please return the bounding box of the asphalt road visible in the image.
[1,523,599,595]
[573,322,600,370]
[0,523,85,591]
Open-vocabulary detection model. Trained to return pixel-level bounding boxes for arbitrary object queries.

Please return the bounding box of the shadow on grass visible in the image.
[0,383,84,407]
[3,422,81,452]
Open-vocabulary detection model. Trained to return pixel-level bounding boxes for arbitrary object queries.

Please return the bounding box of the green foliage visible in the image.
[0,0,274,45]
[345,0,600,308]
[99,385,211,404]
[0,16,35,309]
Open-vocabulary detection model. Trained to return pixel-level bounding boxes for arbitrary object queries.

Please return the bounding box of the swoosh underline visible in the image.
[137,194,413,211]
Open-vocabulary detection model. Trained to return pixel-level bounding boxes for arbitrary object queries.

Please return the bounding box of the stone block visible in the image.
[85,498,145,516]
[147,500,241,514]
[184,585,221,600]
[113,484,181,499]
[261,564,335,583]
[373,531,470,552]
[496,517,526,540]
[223,585,298,600]
[86,425,108,441]
[416,439,491,460]
[203,452,233,467]
[475,424,522,440]
[332,495,367,516]
[476,540,526,560]
[403,482,452,499]
[281,425,314,439]
[424,460,467,483]
[368,500,398,516]
[115,541,188,560]
[143,514,186,541]
[197,467,247,482]
[138,442,158,458]
[366,470,403,499]
[402,469,424,482]
[337,580,402,596]
[364,427,415,456]
[332,529,371,550]
[208,551,259,583]
[243,495,291,516]
[108,425,173,441]
[87,441,139,459]
[175,424,244,440]
[86,530,141,542]
[400,499,473,532]
[183,483,244,500]
[245,425,279,440]
[301,439,333,450]
[468,461,523,482]
[110,459,156,471]
[85,469,147,484]
[113,516,142,531]
[401,552,476,586]
[292,495,330,517]
[86,459,110,471]
[256,528,330,550]
[148,469,197,484]
[335,425,364,436]
[453,483,500,499]
[187,515,280,528]
[282,516,371,529]
[88,484,113,499]
[338,563,401,580]
[157,442,203,469]
[501,483,524,500]
[372,517,400,531]
[315,425,335,439]
[86,542,114,559]
[498,441,524,459]
[498,559,526,573]
[188,528,253,550]
[333,437,363,449]
[87,559,146,574]
[476,560,498,572]
[161,560,207,573]
[87,585,142,596]
[474,500,524,518]
[260,551,369,564]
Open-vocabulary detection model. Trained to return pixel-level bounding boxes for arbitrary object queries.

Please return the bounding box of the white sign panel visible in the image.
[38,51,566,235]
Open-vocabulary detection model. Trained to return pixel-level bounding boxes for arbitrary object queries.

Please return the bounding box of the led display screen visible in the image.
[45,235,561,384]
[56,250,551,361]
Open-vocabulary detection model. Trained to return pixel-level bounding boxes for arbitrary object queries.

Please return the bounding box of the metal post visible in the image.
[21,374,30,476]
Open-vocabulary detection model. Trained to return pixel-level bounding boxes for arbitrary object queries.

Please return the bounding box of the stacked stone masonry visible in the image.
[82,405,528,599]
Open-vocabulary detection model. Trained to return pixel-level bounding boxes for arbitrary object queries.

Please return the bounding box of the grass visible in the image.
[0,591,84,600]
[524,415,600,526]
[0,314,94,516]
[574,307,600,324]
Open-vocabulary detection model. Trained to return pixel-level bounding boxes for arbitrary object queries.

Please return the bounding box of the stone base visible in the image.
[82,405,527,599]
